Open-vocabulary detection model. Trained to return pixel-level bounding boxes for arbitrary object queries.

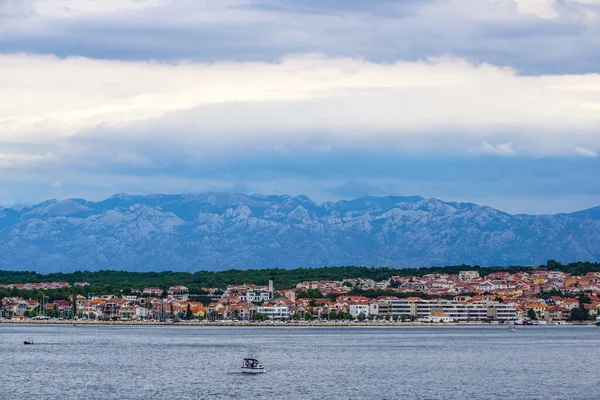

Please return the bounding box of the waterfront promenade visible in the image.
[0,319,592,327]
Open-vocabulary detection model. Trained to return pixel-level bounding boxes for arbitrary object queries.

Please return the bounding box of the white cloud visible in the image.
[32,0,172,17]
[1,0,599,213]
[2,53,600,171]
[513,0,558,18]
[481,142,518,156]
[575,147,598,157]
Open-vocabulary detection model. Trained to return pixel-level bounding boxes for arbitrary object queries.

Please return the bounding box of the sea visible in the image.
[1,324,598,400]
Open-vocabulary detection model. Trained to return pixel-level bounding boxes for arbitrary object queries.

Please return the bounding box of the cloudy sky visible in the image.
[1,0,600,214]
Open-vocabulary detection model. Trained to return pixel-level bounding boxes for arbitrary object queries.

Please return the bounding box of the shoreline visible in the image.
[0,319,594,327]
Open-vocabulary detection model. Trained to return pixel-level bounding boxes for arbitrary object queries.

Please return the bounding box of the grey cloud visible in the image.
[0,0,34,17]
[1,0,600,74]
[239,0,432,17]
[3,149,600,214]
[331,180,388,198]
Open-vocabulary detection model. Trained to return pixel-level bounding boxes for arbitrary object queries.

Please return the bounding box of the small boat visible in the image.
[596,316,600,327]
[241,358,265,374]
[23,339,34,345]
[508,322,516,332]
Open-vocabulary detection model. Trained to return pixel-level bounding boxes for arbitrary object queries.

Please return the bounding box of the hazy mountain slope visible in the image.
[0,193,599,272]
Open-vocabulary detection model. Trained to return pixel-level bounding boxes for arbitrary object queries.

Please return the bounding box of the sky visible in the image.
[1,0,600,214]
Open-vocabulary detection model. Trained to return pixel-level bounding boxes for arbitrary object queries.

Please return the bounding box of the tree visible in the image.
[328,310,338,320]
[535,310,543,320]
[291,312,300,320]
[72,295,77,319]
[546,260,562,269]
[336,312,354,321]
[527,308,537,320]
[571,295,590,321]
[570,307,588,321]
[579,294,592,308]
[169,303,174,318]
[304,312,313,320]
[186,304,193,320]
[254,313,269,321]
[357,312,366,322]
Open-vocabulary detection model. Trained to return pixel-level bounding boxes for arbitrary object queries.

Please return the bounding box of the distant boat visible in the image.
[23,339,34,345]
[509,323,516,332]
[241,358,265,374]
[596,317,600,327]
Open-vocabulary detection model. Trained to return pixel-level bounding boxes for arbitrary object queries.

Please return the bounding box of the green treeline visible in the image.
[0,260,599,294]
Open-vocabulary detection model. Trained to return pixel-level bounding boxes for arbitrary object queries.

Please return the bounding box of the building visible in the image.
[168,286,189,294]
[458,271,480,281]
[349,303,369,318]
[143,287,164,296]
[487,303,518,321]
[240,291,270,303]
[257,306,290,320]
[377,298,516,322]
[423,311,454,323]
[546,306,569,321]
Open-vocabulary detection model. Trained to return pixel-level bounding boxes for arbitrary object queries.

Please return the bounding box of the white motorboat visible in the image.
[241,358,265,374]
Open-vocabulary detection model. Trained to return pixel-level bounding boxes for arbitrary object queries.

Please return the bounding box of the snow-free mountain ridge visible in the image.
[1,192,599,273]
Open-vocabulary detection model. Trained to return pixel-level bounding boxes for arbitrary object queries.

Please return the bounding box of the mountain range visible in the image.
[0,193,599,273]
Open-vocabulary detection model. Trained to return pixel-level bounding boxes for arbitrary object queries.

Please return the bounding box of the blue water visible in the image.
[0,325,598,399]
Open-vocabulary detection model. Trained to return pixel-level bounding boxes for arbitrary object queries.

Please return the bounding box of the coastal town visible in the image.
[2,268,600,324]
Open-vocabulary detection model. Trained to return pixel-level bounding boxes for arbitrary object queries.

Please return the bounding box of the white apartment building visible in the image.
[257,306,290,320]
[487,303,517,321]
[376,299,517,322]
[369,302,379,316]
[349,304,370,318]
[241,291,270,303]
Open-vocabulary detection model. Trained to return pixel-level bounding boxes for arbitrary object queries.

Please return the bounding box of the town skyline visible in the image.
[2,262,600,324]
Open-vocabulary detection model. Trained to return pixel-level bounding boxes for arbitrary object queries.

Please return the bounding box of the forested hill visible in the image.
[2,193,600,272]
